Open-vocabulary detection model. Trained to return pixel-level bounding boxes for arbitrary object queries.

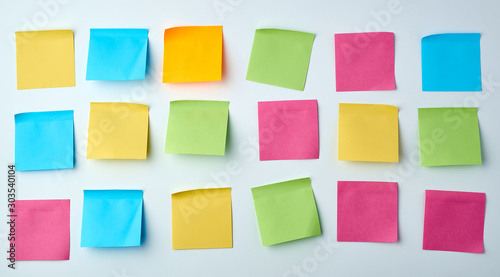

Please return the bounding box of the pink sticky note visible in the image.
[423,190,485,253]
[337,181,398,242]
[258,100,319,161]
[335,32,395,91]
[14,199,70,260]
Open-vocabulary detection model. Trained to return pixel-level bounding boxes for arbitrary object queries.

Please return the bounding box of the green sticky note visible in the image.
[246,29,315,91]
[251,177,321,246]
[165,100,229,156]
[418,108,482,166]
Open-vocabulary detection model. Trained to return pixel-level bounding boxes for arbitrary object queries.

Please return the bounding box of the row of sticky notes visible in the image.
[15,101,481,171]
[15,28,481,91]
[13,179,486,261]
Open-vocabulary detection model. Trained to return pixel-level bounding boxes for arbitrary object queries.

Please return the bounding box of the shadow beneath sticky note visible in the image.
[478,123,486,165]
[147,115,151,158]
[225,114,232,156]
[141,203,147,245]
[398,120,403,163]
[221,35,227,81]
[145,40,150,77]
[72,126,76,168]
[311,187,323,236]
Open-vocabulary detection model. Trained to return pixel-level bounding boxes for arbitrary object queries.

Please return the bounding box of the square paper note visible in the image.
[335,32,395,91]
[246,29,315,91]
[418,108,481,166]
[258,100,319,160]
[338,103,399,162]
[423,190,485,253]
[422,33,481,91]
[172,188,232,249]
[81,190,144,247]
[16,30,75,90]
[87,103,149,159]
[86,29,149,80]
[15,110,74,171]
[337,181,398,242]
[14,199,70,260]
[252,177,321,246]
[163,26,222,82]
[165,100,229,156]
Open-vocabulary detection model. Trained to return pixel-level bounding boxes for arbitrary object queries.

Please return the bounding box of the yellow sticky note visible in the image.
[15,30,75,90]
[172,188,232,249]
[87,103,149,159]
[163,26,222,83]
[338,103,399,162]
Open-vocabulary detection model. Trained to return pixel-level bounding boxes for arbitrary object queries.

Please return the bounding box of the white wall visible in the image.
[1,0,499,276]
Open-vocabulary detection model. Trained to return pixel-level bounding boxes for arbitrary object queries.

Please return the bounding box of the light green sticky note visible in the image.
[165,100,229,156]
[246,29,315,91]
[418,107,482,166]
[251,177,321,246]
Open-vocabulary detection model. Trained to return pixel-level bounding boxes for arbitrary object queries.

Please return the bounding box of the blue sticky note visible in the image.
[86,29,148,80]
[15,110,74,171]
[422,33,481,91]
[81,190,144,247]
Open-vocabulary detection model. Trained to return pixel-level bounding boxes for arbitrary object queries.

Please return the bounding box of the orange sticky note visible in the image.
[163,26,222,83]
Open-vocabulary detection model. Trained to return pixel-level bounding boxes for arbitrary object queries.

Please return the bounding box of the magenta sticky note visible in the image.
[14,199,70,260]
[337,181,398,242]
[258,100,319,161]
[423,190,485,253]
[335,32,395,91]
